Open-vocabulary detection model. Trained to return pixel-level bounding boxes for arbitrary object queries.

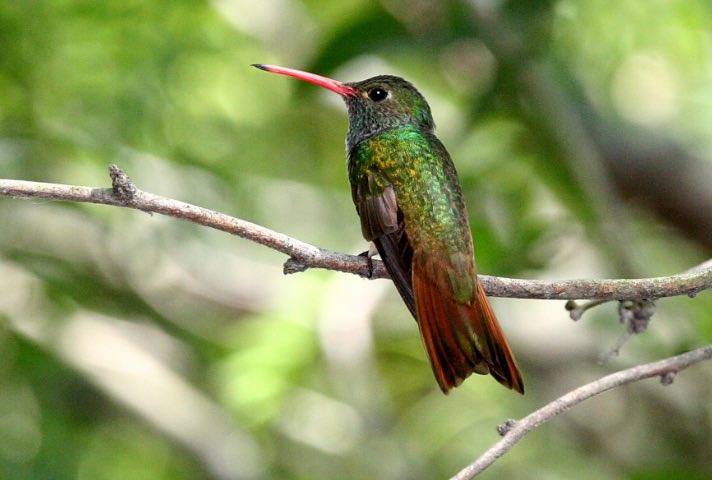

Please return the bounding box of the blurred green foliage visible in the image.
[1,1,711,479]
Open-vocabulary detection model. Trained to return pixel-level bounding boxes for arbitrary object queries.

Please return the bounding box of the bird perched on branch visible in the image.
[253,64,523,394]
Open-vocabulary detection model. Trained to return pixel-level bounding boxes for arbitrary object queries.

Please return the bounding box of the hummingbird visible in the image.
[253,64,523,394]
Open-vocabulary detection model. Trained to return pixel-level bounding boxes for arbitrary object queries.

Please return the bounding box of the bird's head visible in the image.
[252,64,434,148]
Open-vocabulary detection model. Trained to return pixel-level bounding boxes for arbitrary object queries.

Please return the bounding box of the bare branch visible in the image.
[1,170,711,300]
[450,345,712,479]
[565,259,712,319]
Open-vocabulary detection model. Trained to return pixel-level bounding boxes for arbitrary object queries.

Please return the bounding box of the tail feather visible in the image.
[416,282,467,388]
[412,259,524,394]
[473,282,524,393]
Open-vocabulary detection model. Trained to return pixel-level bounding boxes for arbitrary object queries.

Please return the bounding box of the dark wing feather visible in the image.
[354,174,415,316]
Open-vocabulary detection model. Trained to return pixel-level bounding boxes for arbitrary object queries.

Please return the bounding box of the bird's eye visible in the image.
[368,88,388,102]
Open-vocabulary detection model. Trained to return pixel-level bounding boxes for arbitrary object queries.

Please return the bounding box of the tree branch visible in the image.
[450,345,712,479]
[1,168,711,300]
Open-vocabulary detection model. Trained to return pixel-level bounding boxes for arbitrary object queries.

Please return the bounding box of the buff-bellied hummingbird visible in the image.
[253,64,523,394]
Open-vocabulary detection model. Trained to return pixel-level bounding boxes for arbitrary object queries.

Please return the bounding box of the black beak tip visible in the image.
[251,63,268,71]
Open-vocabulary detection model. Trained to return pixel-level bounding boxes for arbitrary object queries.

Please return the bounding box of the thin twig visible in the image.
[564,299,609,320]
[597,299,657,364]
[1,172,711,300]
[450,345,712,479]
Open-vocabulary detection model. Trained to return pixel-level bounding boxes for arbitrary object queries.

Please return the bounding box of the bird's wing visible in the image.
[354,172,415,317]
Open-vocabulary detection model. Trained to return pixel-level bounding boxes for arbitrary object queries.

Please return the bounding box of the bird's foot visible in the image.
[357,243,379,279]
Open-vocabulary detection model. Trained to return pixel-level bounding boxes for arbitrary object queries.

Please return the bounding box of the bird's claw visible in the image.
[357,244,378,279]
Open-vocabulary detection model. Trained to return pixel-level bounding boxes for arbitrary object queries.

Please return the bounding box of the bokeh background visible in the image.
[1,0,712,479]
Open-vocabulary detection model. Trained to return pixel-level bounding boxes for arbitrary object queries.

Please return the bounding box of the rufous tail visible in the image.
[413,260,524,394]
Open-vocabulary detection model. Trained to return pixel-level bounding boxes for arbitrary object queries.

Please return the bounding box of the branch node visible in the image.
[600,299,656,364]
[497,419,518,436]
[108,164,137,202]
[660,371,677,386]
[283,257,309,275]
[564,300,581,320]
[619,298,656,333]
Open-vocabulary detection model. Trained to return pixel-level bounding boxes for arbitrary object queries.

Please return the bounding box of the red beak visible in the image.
[252,64,357,97]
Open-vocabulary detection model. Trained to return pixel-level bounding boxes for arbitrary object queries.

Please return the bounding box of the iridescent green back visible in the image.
[348,125,476,303]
